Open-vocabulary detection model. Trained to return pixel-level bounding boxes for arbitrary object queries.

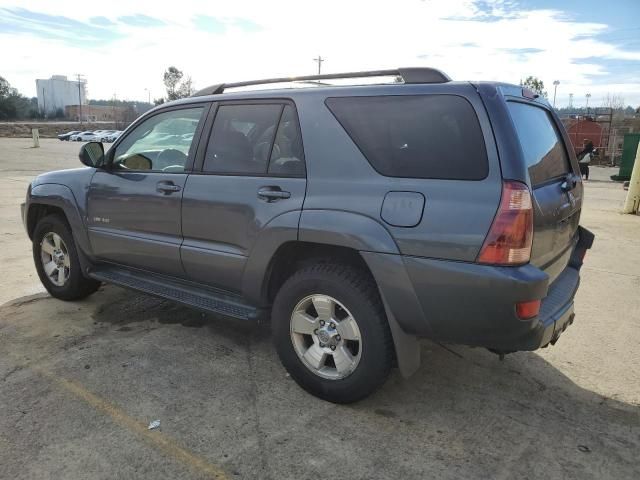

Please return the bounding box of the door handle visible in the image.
[257,186,291,201]
[157,182,181,194]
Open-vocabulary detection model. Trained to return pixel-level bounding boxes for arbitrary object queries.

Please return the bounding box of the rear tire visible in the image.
[272,263,394,403]
[32,214,100,301]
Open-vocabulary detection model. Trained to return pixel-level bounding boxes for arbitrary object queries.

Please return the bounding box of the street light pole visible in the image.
[552,80,560,108]
[145,88,150,104]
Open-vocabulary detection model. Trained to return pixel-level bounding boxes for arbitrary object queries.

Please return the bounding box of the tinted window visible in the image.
[204,104,283,174]
[325,95,488,180]
[113,107,203,172]
[268,105,305,177]
[507,102,571,186]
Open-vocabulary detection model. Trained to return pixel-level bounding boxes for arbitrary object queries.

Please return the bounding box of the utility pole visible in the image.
[145,88,151,104]
[75,74,85,125]
[552,80,560,108]
[112,93,117,128]
[313,55,325,75]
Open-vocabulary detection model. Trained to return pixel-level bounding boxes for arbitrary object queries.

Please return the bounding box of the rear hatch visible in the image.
[507,101,581,281]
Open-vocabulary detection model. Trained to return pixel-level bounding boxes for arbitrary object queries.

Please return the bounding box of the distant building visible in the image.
[65,104,129,122]
[564,117,607,154]
[36,75,86,116]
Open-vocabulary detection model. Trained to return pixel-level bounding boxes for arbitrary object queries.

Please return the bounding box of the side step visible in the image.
[88,265,263,321]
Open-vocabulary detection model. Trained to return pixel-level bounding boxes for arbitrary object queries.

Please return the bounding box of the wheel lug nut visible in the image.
[319,320,325,326]
[330,323,336,329]
[336,335,341,341]
[314,329,318,334]
[330,345,336,351]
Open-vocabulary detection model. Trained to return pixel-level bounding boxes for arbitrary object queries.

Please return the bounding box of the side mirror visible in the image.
[79,142,104,168]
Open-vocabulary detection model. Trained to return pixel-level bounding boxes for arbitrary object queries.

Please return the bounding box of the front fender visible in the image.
[28,183,92,256]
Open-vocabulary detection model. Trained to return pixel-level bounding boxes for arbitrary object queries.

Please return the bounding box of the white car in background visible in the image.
[70,131,98,142]
[104,130,123,142]
[93,130,116,142]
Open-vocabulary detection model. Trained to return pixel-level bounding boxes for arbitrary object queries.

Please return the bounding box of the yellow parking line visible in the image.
[31,365,229,480]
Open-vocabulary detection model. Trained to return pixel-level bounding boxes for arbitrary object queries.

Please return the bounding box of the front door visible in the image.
[87,105,207,277]
[181,102,307,292]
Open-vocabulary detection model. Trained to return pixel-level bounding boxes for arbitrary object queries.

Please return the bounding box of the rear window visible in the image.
[507,102,571,186]
[325,95,488,180]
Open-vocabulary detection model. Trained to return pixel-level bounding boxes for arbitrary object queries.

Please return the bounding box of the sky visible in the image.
[0,0,639,108]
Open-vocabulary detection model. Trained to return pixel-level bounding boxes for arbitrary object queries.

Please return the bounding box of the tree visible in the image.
[176,76,194,98]
[601,93,626,120]
[162,66,194,101]
[0,76,36,120]
[521,76,547,97]
[163,66,183,100]
[0,76,14,98]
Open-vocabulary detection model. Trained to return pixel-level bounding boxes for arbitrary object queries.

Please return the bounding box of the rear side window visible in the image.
[507,102,571,186]
[203,103,305,177]
[204,104,282,175]
[325,95,488,180]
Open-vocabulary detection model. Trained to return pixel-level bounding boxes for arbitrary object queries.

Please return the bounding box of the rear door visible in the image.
[507,101,581,280]
[180,100,306,293]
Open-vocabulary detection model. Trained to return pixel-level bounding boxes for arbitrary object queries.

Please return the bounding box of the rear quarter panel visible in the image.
[297,83,502,261]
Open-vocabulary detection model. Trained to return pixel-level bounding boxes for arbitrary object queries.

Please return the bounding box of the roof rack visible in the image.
[191,67,451,97]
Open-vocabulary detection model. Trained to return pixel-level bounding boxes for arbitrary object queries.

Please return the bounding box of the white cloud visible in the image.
[1,0,638,107]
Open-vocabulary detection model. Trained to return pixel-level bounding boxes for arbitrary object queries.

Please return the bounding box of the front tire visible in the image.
[33,214,100,301]
[272,264,394,403]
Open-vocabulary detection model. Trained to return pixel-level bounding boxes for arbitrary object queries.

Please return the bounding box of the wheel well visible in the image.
[27,204,68,239]
[265,242,374,302]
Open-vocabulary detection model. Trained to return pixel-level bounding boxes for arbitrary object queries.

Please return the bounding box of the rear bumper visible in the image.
[366,226,594,351]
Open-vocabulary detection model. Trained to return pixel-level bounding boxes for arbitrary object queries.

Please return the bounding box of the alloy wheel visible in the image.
[40,232,70,287]
[290,294,362,380]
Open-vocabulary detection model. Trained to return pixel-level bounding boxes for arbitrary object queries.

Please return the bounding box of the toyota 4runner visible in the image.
[22,68,594,403]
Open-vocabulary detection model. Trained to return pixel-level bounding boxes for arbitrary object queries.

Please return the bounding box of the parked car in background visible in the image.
[70,131,98,142]
[94,130,116,142]
[57,131,81,141]
[21,67,594,404]
[104,131,123,143]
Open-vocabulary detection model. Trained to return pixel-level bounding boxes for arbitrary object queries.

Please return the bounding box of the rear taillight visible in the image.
[477,181,533,265]
[516,299,541,319]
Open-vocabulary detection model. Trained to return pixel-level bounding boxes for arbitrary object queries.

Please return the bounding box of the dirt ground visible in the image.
[1,138,639,479]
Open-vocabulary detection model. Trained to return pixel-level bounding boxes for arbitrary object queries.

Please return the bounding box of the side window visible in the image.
[325,95,488,180]
[113,107,204,172]
[268,105,305,177]
[203,104,283,174]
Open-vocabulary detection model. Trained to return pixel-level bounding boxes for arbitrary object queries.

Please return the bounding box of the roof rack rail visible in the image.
[191,67,451,97]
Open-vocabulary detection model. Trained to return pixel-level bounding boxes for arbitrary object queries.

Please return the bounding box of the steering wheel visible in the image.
[156,148,187,170]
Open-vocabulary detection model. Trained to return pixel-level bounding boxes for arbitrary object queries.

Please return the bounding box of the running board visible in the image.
[88,266,263,321]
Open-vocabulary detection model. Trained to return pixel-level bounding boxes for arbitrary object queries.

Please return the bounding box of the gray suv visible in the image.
[22,68,594,403]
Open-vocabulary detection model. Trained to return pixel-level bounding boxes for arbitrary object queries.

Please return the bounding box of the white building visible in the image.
[35,75,86,116]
